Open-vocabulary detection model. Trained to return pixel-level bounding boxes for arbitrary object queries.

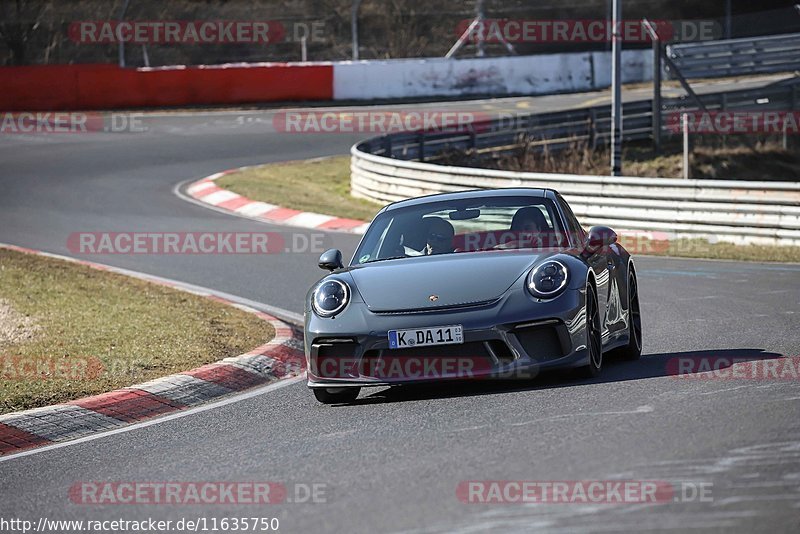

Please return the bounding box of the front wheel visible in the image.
[615,272,642,361]
[577,283,603,378]
[313,387,360,404]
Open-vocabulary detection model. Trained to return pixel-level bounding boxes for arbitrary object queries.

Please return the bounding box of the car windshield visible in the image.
[353,195,570,265]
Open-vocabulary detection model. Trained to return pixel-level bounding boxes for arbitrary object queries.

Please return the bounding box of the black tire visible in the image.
[313,387,360,404]
[615,272,642,361]
[577,283,603,378]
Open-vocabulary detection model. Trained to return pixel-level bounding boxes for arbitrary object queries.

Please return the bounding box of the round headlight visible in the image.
[312,279,350,317]
[527,260,569,298]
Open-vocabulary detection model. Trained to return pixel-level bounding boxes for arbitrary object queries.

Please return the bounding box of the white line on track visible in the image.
[0,375,304,463]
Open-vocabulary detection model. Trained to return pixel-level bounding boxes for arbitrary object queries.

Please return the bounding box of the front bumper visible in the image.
[305,285,589,389]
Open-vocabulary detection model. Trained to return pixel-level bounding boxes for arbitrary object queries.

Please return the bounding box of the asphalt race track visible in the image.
[1,79,799,532]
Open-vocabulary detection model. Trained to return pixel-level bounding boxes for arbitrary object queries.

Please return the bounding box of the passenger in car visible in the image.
[425,217,455,255]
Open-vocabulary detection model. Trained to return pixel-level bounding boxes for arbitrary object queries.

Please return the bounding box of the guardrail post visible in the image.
[653,41,662,154]
[791,86,798,151]
[589,108,598,150]
[720,93,728,148]
[643,20,663,154]
[783,121,788,150]
[351,0,363,60]
[682,113,691,179]
[117,0,131,67]
[610,0,623,176]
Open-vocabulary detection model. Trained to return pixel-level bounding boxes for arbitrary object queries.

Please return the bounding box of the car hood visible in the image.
[349,251,555,312]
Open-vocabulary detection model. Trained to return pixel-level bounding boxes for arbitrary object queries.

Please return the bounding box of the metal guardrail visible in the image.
[357,82,800,164]
[357,100,652,163]
[352,82,800,246]
[667,33,800,79]
[352,148,800,246]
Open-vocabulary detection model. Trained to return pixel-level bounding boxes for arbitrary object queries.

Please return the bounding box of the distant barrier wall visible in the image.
[0,63,334,111]
[1,49,651,111]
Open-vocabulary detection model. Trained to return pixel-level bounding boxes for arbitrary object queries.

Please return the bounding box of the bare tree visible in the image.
[0,0,51,65]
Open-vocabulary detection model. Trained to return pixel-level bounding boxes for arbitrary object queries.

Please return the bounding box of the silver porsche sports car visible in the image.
[304,188,642,404]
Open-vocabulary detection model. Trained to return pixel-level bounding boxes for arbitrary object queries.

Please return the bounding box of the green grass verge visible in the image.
[219,157,799,264]
[217,156,382,222]
[0,249,274,414]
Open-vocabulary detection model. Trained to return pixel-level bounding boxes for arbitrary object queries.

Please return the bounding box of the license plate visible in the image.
[388,325,464,349]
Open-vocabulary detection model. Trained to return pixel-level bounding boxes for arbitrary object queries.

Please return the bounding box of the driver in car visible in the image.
[511,206,547,233]
[495,206,549,249]
[425,217,455,255]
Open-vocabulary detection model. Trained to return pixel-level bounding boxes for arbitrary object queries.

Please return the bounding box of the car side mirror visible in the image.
[318,249,344,271]
[583,226,618,256]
